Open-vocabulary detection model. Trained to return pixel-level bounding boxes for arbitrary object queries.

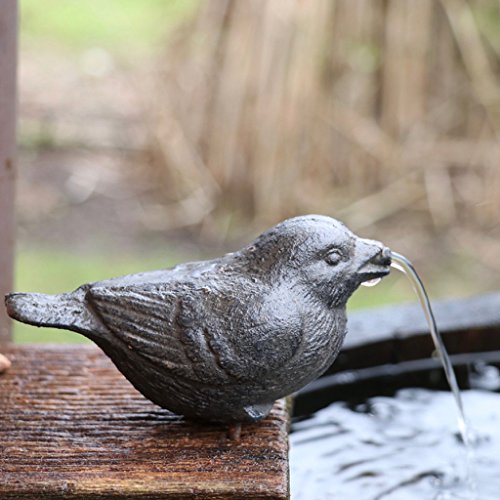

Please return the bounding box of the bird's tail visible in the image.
[5,287,104,336]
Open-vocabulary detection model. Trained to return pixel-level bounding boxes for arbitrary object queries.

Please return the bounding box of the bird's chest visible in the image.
[298,308,347,375]
[307,308,343,344]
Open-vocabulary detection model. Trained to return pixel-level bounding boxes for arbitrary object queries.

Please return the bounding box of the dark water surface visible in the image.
[290,388,500,499]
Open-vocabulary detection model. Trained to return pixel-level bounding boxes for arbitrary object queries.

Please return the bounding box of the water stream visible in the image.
[389,252,469,446]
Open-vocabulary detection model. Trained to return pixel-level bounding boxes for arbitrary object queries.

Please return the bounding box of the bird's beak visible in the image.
[355,238,392,282]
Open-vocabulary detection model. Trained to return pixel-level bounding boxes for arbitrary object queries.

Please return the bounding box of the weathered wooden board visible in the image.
[0,345,290,499]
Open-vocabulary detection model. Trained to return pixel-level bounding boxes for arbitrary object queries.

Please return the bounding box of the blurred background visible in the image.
[14,0,500,343]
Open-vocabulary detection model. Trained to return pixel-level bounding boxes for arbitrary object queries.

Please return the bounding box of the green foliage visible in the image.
[13,247,182,343]
[20,0,198,54]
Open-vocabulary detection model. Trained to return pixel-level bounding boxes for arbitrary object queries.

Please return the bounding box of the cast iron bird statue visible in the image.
[5,215,391,423]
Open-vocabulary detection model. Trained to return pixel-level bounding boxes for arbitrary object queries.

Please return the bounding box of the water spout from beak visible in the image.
[357,242,392,285]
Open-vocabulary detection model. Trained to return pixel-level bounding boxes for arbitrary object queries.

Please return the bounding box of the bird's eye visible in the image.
[324,250,342,266]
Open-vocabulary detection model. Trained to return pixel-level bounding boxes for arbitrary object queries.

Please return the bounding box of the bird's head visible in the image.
[242,215,391,307]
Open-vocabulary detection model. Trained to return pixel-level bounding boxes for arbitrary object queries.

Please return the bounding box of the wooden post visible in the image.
[0,1,18,343]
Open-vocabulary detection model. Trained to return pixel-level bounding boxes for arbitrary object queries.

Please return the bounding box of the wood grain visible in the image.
[0,345,290,499]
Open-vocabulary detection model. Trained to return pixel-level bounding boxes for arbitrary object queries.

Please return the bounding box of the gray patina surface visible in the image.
[5,215,391,423]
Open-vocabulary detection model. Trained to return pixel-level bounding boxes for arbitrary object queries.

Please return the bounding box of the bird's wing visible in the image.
[87,284,232,384]
[86,283,303,386]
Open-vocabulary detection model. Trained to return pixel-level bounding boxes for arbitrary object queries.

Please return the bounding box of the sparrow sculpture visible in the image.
[5,215,391,424]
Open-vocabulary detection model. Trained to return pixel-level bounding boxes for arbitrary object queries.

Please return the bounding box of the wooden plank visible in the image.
[0,345,290,499]
[0,0,18,343]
